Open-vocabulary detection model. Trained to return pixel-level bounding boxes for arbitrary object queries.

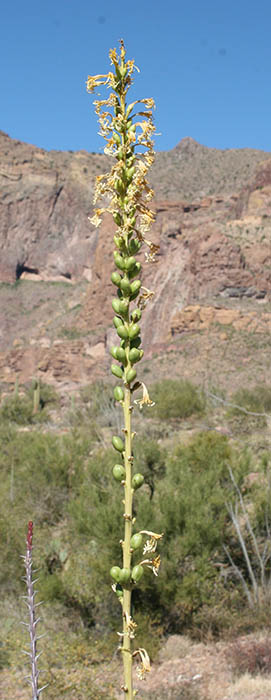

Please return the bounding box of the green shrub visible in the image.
[0,428,75,594]
[0,381,58,425]
[0,394,34,424]
[150,379,205,420]
[228,384,271,425]
[143,432,251,631]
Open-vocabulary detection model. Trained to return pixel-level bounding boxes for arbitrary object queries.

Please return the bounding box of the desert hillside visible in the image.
[1,130,271,392]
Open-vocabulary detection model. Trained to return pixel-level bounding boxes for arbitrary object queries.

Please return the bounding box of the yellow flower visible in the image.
[139,555,161,577]
[137,287,155,311]
[134,382,155,410]
[140,531,164,555]
[88,208,103,227]
[133,648,151,680]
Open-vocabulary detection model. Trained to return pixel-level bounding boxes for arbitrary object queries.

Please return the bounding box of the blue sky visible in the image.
[1,0,271,154]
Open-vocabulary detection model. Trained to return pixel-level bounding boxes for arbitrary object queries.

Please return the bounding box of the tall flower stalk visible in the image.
[87,41,163,698]
[21,521,47,699]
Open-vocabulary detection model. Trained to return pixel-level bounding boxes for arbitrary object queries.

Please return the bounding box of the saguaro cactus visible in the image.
[87,41,163,698]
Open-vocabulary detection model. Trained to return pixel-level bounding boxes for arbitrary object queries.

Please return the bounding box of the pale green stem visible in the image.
[122,383,133,697]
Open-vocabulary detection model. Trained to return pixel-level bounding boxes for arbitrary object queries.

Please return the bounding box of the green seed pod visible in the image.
[117,325,129,340]
[119,300,129,317]
[129,238,141,254]
[116,584,123,599]
[132,565,144,583]
[113,298,129,318]
[110,566,121,583]
[112,211,122,226]
[110,346,119,360]
[124,256,136,271]
[129,323,140,339]
[112,298,121,315]
[111,364,123,379]
[119,568,131,584]
[114,235,125,249]
[113,316,123,329]
[114,386,124,402]
[128,261,141,279]
[130,279,141,294]
[112,464,126,481]
[130,336,141,349]
[130,533,143,550]
[115,179,125,195]
[113,133,121,145]
[125,167,135,184]
[111,271,122,287]
[112,435,124,453]
[114,252,126,270]
[120,278,132,296]
[132,473,144,490]
[119,65,128,79]
[129,347,142,364]
[126,367,137,384]
[115,347,127,363]
[131,308,142,322]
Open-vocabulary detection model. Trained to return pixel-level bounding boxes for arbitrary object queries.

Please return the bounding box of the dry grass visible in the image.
[227,672,271,699]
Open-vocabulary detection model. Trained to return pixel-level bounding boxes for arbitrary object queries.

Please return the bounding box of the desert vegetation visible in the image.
[1,41,271,700]
[1,375,271,697]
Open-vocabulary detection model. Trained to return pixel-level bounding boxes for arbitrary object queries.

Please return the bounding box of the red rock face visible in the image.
[1,130,271,388]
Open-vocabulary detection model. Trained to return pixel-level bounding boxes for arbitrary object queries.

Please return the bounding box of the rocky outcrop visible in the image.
[1,130,271,388]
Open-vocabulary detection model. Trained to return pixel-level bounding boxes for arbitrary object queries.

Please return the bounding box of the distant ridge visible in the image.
[151,136,271,200]
[1,129,270,201]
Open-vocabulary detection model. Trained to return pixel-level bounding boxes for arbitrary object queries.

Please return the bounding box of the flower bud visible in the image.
[117,325,129,340]
[128,262,141,279]
[129,238,141,254]
[130,533,143,550]
[114,386,124,402]
[130,280,141,298]
[113,316,123,329]
[111,271,122,287]
[119,568,130,584]
[111,364,123,379]
[114,252,126,270]
[113,464,126,481]
[126,367,137,384]
[110,566,121,582]
[120,279,132,296]
[112,298,121,315]
[114,235,125,249]
[115,584,123,599]
[129,323,140,339]
[131,309,142,322]
[115,347,126,363]
[112,435,124,452]
[124,256,136,271]
[132,565,144,583]
[129,348,142,364]
[110,346,119,360]
[132,473,144,489]
[113,211,122,226]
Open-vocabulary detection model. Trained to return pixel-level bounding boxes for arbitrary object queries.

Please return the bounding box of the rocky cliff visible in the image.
[1,130,271,390]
